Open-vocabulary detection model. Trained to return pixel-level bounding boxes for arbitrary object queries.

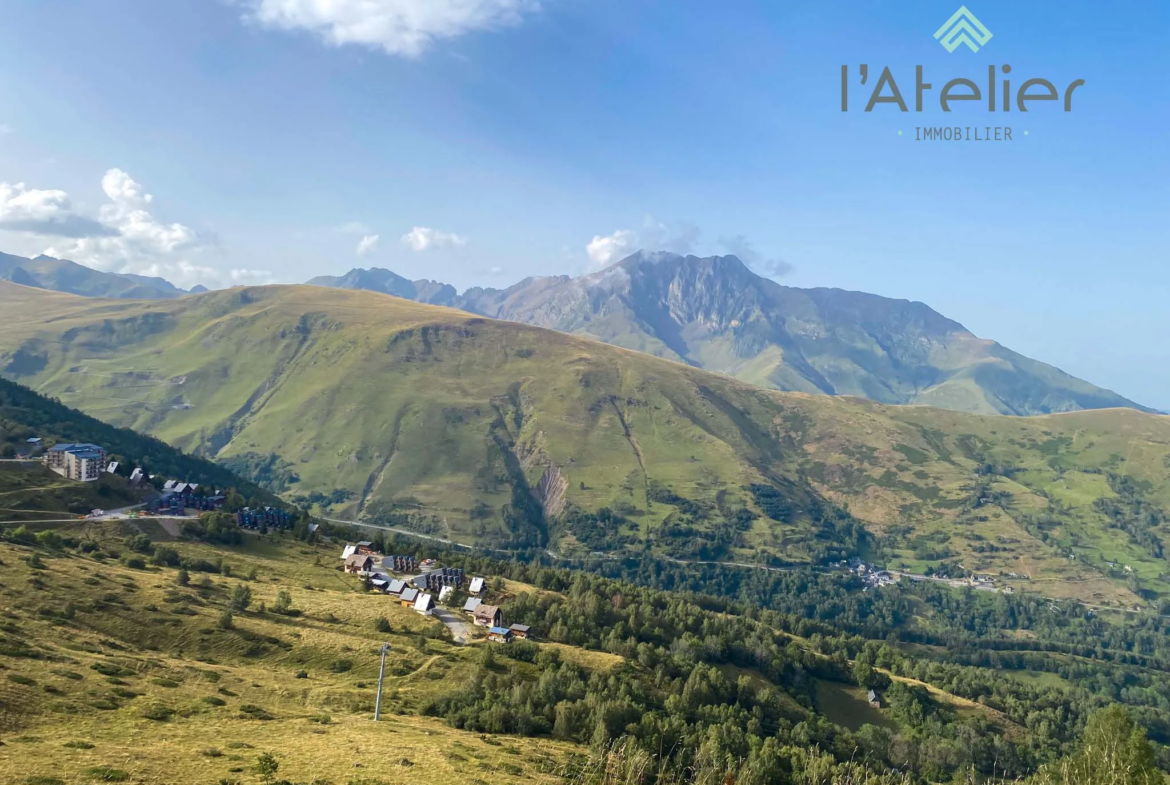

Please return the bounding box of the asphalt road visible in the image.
[433,606,470,645]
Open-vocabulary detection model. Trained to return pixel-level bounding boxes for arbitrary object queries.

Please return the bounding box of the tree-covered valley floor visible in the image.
[3,519,1170,785]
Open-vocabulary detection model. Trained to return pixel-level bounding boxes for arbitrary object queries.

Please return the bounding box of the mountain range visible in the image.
[310,252,1148,416]
[0,247,1148,416]
[0,251,207,300]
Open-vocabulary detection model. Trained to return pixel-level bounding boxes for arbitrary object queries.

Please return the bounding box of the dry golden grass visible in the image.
[0,530,591,784]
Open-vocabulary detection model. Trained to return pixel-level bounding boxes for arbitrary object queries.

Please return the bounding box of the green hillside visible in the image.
[2,282,1170,605]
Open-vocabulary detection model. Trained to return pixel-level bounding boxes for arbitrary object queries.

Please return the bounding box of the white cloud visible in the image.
[400,226,467,251]
[1,169,271,290]
[26,168,230,289]
[586,229,638,267]
[356,233,380,256]
[586,218,701,268]
[0,181,116,238]
[242,0,543,58]
[45,169,204,284]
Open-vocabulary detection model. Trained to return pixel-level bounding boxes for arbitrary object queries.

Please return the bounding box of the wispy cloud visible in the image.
[401,225,467,251]
[719,234,793,278]
[241,0,544,58]
[356,233,380,256]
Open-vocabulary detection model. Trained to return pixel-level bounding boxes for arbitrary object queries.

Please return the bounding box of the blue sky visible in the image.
[0,0,1167,407]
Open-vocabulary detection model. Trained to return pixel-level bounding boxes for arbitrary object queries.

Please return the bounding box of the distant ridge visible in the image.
[309,253,1149,416]
[0,251,203,299]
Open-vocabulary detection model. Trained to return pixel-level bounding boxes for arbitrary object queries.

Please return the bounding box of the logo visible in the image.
[934,6,994,53]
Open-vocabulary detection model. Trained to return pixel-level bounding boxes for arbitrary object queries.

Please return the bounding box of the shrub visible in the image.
[239,704,274,720]
[201,748,224,757]
[151,545,180,567]
[217,611,234,630]
[64,740,96,749]
[271,589,293,614]
[84,767,130,782]
[255,752,279,785]
[7,673,36,686]
[329,659,353,673]
[151,677,180,688]
[229,584,252,612]
[120,556,146,570]
[374,617,392,633]
[141,704,174,721]
[201,695,227,706]
[124,533,152,554]
[294,670,308,679]
[175,568,190,586]
[90,662,131,677]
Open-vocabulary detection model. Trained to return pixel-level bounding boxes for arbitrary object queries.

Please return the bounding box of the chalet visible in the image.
[371,577,389,593]
[129,468,145,486]
[387,579,407,596]
[473,604,502,628]
[356,541,378,555]
[106,461,120,474]
[414,593,435,615]
[867,689,882,709]
[344,554,375,575]
[384,554,418,573]
[468,577,485,595]
[462,598,482,614]
[438,585,454,603]
[399,588,419,607]
[488,626,512,644]
[163,480,178,492]
[508,624,531,640]
[341,544,358,560]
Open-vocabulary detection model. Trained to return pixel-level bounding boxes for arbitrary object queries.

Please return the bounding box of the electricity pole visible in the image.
[374,642,391,721]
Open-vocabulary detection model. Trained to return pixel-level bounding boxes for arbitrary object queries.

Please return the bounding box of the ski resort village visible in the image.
[340,542,531,645]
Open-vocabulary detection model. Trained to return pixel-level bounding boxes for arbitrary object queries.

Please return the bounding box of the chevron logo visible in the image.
[934,6,993,53]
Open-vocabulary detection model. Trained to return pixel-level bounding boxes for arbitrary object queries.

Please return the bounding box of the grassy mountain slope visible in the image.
[318,254,1148,416]
[0,463,140,522]
[0,527,579,785]
[2,282,1169,603]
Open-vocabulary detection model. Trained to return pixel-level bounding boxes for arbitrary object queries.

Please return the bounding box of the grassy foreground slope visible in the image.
[2,282,1170,603]
[0,525,579,785]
